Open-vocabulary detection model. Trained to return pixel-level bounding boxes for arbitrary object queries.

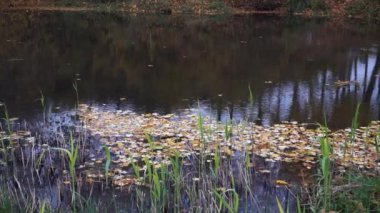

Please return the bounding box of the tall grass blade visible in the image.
[104,145,111,186]
[276,197,285,213]
[248,84,254,106]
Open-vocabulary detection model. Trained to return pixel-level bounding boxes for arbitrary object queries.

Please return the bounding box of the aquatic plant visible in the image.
[214,188,239,213]
[1,101,380,213]
[52,131,79,204]
[318,121,332,211]
[104,145,111,186]
[197,104,205,142]
[350,103,361,142]
[213,147,221,176]
[0,188,13,212]
[37,89,46,124]
[0,102,11,133]
[224,119,233,141]
[72,80,80,109]
[329,171,380,211]
[170,151,183,211]
[0,135,7,162]
[276,196,288,213]
[143,157,168,212]
[375,127,380,153]
[145,132,156,150]
[248,84,254,106]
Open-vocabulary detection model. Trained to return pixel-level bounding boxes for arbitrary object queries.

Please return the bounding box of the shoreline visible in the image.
[0,5,370,22]
[0,4,343,19]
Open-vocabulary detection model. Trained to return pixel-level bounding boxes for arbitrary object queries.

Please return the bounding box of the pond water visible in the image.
[1,11,380,212]
[0,11,380,128]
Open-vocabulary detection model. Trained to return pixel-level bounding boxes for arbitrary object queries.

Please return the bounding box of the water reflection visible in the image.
[0,12,379,128]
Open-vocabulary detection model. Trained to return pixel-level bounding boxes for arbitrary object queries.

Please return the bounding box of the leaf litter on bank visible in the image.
[77,104,380,186]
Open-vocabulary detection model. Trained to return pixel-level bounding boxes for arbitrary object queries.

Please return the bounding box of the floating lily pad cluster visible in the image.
[78,104,380,186]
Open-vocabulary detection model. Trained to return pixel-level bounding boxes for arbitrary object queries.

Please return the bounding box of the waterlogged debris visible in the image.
[8,58,24,62]
[334,80,359,87]
[77,104,380,181]
[9,117,19,122]
[113,177,135,187]
[258,169,271,174]
[192,177,200,182]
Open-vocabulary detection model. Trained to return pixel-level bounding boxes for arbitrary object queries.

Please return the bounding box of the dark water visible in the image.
[0,11,380,128]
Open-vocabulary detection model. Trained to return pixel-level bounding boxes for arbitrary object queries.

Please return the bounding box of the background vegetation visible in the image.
[1,0,380,20]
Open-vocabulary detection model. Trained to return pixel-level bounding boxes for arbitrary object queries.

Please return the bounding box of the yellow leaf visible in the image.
[276,180,288,186]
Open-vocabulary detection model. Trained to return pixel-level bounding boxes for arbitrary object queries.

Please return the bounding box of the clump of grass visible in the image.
[331,172,380,211]
[0,188,14,212]
[52,131,79,204]
[214,188,239,213]
[143,157,168,211]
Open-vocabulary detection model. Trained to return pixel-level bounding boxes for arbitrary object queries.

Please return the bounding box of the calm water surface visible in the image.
[0,11,380,128]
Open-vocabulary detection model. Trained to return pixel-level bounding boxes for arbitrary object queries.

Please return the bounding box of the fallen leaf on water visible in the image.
[276,180,289,186]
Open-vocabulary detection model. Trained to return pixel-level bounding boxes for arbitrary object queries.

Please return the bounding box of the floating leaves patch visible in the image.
[78,104,380,186]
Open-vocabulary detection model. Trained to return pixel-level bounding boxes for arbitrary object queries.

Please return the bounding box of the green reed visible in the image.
[38,89,46,124]
[130,155,141,178]
[52,131,79,204]
[347,103,361,156]
[0,102,11,133]
[276,196,305,213]
[0,135,6,162]
[224,119,233,141]
[276,196,288,213]
[170,151,183,211]
[318,121,332,212]
[145,132,156,150]
[213,148,221,176]
[296,197,305,213]
[375,127,380,153]
[197,104,207,177]
[197,108,205,142]
[143,157,168,211]
[248,84,254,106]
[72,80,80,109]
[214,188,239,213]
[103,145,111,186]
